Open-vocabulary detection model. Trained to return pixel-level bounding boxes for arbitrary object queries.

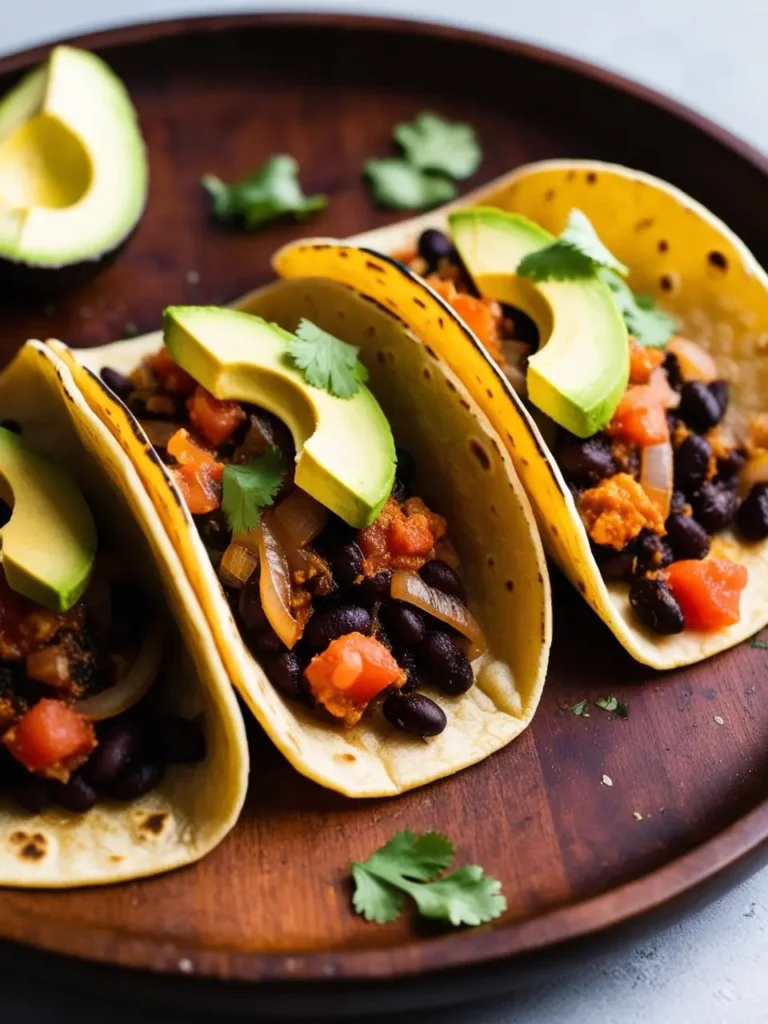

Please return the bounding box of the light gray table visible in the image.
[2,2,767,1021]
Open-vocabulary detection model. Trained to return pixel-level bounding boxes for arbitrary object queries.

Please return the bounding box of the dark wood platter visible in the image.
[1,13,768,1016]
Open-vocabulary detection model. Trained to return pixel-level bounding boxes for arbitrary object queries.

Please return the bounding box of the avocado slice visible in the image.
[163,306,396,528]
[449,207,628,438]
[0,46,147,295]
[0,427,96,611]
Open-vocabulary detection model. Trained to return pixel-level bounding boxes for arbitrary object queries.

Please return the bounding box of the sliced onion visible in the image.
[648,366,680,409]
[74,617,167,721]
[219,542,259,589]
[26,646,71,689]
[390,570,486,659]
[667,337,718,383]
[275,489,328,550]
[640,441,674,518]
[140,420,184,449]
[258,512,302,649]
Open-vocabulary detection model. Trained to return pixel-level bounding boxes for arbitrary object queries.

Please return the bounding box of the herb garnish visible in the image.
[603,271,678,348]
[351,830,505,927]
[202,155,326,230]
[595,695,629,719]
[571,698,590,716]
[287,319,369,399]
[364,159,457,211]
[221,446,285,534]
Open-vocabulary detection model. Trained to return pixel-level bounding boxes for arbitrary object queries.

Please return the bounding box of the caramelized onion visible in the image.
[74,618,167,721]
[25,646,70,688]
[258,512,302,649]
[640,441,674,518]
[648,366,680,409]
[275,489,328,550]
[390,570,486,659]
[667,337,718,383]
[219,542,259,589]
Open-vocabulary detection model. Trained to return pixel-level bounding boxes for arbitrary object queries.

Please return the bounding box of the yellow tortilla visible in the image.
[0,342,248,887]
[273,160,768,668]
[52,277,551,797]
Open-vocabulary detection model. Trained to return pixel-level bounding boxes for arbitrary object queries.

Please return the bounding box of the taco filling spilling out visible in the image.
[0,422,205,815]
[100,306,486,737]
[394,216,765,637]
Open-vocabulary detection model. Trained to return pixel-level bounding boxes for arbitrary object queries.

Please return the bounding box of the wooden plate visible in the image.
[2,13,768,1015]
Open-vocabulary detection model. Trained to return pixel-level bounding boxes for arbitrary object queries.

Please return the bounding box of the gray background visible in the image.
[1,1,767,1022]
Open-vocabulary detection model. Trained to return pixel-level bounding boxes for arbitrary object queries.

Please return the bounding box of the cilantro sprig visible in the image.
[287,319,368,399]
[364,159,457,211]
[221,446,285,534]
[351,830,506,927]
[595,695,629,719]
[602,271,678,348]
[202,155,326,231]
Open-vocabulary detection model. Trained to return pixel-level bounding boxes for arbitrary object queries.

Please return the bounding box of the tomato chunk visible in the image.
[664,558,748,631]
[305,633,403,725]
[3,699,96,773]
[607,385,669,446]
[388,512,434,557]
[167,428,224,514]
[149,348,197,394]
[629,340,665,385]
[187,386,246,447]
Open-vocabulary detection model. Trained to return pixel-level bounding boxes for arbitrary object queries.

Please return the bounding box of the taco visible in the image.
[51,278,551,798]
[0,341,248,887]
[273,160,768,668]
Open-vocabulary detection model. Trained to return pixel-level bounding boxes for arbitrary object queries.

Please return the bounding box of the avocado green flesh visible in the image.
[163,307,396,529]
[0,46,147,268]
[0,427,97,611]
[449,207,629,438]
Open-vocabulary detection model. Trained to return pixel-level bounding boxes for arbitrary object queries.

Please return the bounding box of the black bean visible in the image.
[194,509,230,552]
[634,532,673,573]
[418,631,474,695]
[111,761,165,801]
[717,448,746,482]
[50,771,98,813]
[238,577,268,636]
[315,513,357,551]
[690,482,737,532]
[678,381,723,432]
[383,691,447,737]
[328,540,363,589]
[253,629,284,654]
[417,229,455,270]
[265,650,305,700]
[663,352,683,391]
[665,513,711,560]
[737,483,768,541]
[153,716,207,764]
[390,477,409,503]
[418,559,466,602]
[629,577,685,634]
[596,550,636,582]
[304,605,372,649]
[395,447,416,487]
[674,433,711,494]
[396,647,422,693]
[670,489,690,515]
[383,602,426,646]
[557,435,615,482]
[359,570,393,606]
[709,380,729,415]
[84,719,140,786]
[100,367,135,399]
[8,774,49,814]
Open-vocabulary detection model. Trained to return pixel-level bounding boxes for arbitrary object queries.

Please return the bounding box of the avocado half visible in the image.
[0,46,148,297]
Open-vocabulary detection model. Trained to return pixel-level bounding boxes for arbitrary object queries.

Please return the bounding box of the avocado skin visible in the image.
[0,229,134,299]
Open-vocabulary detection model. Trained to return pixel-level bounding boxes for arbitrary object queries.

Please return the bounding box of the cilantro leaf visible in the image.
[364,159,457,211]
[595,695,618,712]
[571,698,589,716]
[221,446,285,534]
[201,155,326,230]
[602,271,678,347]
[517,208,627,282]
[350,829,505,928]
[287,319,369,398]
[393,113,482,181]
[750,637,768,649]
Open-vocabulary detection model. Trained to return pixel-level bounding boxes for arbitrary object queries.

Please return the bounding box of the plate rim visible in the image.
[0,8,767,991]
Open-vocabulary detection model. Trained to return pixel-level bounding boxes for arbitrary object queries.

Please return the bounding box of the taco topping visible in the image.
[102,310,486,737]
[399,224,765,635]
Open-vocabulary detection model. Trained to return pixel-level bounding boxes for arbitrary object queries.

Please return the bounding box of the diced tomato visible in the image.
[3,699,96,773]
[305,632,403,721]
[427,278,505,363]
[607,385,669,446]
[664,558,748,631]
[629,340,665,385]
[426,276,457,303]
[388,512,435,557]
[149,348,197,394]
[167,428,224,514]
[187,386,247,447]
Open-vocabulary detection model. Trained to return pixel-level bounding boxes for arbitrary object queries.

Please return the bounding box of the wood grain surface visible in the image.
[1,12,768,999]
